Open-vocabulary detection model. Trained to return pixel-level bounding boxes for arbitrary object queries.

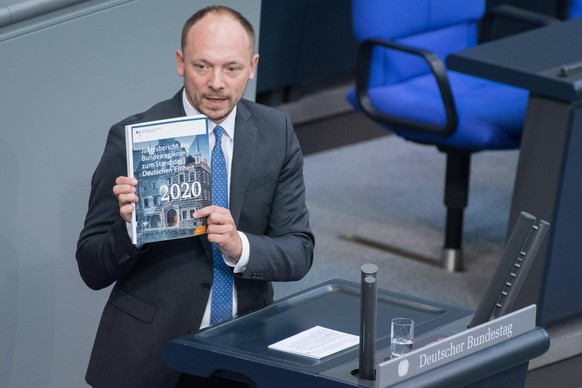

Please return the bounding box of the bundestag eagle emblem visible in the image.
[398,358,410,377]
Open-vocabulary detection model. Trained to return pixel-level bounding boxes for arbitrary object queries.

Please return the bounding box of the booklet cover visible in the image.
[125,115,211,245]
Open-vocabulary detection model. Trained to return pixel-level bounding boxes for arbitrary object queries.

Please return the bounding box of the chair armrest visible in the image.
[481,5,561,42]
[356,37,458,137]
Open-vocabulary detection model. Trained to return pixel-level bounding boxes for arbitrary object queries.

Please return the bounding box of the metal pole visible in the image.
[359,263,378,380]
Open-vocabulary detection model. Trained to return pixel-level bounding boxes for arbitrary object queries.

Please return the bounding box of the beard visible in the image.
[195,93,234,123]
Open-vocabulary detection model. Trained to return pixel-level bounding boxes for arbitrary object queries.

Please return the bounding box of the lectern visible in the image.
[163,280,549,387]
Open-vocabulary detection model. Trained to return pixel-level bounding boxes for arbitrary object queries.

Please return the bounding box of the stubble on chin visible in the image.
[202,99,233,123]
[206,111,228,123]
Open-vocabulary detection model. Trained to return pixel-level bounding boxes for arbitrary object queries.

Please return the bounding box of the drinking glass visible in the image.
[391,317,414,358]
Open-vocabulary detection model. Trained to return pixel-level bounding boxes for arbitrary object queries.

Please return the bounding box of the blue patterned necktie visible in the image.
[210,125,233,325]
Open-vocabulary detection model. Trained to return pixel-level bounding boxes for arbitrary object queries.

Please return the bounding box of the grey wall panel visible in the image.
[0,5,11,25]
[0,0,87,27]
[0,1,261,387]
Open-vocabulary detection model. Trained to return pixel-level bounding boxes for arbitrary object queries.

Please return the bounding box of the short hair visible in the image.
[181,5,256,53]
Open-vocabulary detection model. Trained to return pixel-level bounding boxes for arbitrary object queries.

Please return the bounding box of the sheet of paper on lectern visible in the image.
[268,326,359,359]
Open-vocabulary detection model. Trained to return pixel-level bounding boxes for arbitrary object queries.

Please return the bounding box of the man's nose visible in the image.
[208,69,224,90]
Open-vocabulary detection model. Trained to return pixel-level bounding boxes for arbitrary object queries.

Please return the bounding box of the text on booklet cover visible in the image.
[125,115,211,244]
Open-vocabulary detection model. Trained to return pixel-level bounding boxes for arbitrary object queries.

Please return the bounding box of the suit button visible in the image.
[117,252,131,264]
[201,282,211,290]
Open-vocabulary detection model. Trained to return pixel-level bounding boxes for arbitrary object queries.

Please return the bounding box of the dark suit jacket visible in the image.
[76,90,314,387]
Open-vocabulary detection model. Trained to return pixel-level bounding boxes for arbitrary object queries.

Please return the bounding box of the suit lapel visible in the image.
[230,102,257,226]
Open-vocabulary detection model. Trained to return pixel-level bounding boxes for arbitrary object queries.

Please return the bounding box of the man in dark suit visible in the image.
[76,5,314,387]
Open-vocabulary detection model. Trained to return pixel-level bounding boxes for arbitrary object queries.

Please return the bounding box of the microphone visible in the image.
[358,263,378,380]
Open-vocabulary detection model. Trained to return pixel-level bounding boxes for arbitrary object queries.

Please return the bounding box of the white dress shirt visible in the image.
[181,89,250,328]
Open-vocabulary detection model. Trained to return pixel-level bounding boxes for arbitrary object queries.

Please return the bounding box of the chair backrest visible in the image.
[352,0,485,87]
[556,0,582,19]
[569,0,582,18]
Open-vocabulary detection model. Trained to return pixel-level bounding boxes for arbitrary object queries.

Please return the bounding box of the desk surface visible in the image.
[446,17,582,102]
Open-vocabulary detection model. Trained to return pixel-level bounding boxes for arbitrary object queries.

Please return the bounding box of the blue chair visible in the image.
[346,0,557,271]
[558,0,582,19]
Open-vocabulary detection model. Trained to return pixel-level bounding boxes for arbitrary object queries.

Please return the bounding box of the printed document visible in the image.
[268,326,359,359]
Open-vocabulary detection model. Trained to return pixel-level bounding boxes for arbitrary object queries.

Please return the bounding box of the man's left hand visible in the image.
[194,206,242,261]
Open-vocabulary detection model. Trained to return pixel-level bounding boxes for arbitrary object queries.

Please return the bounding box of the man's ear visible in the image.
[176,49,185,77]
[248,53,259,80]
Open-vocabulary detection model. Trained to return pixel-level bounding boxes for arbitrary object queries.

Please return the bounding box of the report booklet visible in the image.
[125,115,211,244]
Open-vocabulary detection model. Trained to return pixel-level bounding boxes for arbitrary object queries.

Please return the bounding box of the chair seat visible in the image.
[347,72,529,151]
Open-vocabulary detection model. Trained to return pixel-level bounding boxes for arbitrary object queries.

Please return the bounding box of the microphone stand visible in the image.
[358,263,378,380]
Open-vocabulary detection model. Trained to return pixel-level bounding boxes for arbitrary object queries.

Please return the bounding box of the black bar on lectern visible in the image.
[469,211,550,328]
[496,219,549,317]
[359,263,378,380]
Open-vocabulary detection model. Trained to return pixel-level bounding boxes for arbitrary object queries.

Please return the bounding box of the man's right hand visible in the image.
[113,176,138,222]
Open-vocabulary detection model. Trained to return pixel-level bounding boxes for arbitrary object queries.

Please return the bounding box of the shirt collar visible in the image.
[182,89,236,140]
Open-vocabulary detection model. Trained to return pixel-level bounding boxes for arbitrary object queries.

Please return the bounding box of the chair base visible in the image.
[442,248,463,272]
[340,234,464,272]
